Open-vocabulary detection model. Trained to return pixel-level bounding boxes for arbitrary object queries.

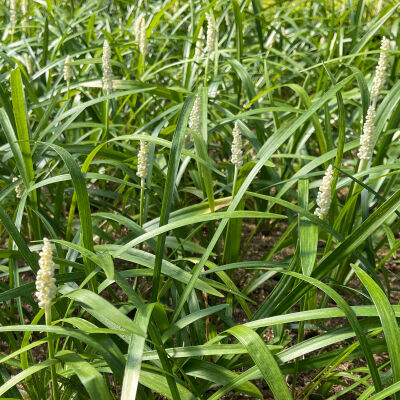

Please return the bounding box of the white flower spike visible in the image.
[314,164,334,219]
[371,37,390,104]
[22,0,28,29]
[189,96,201,133]
[377,0,383,14]
[357,104,376,160]
[195,27,204,59]
[24,55,32,75]
[102,40,113,93]
[10,0,17,27]
[137,140,148,180]
[64,56,73,84]
[134,13,147,55]
[36,238,56,310]
[231,121,243,167]
[206,13,215,55]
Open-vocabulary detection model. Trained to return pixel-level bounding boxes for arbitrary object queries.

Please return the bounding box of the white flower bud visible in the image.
[35,238,56,310]
[24,55,32,75]
[194,26,204,59]
[102,40,113,93]
[189,96,201,133]
[231,121,243,167]
[371,37,390,104]
[314,164,334,219]
[225,13,230,29]
[206,13,215,55]
[134,13,147,55]
[377,0,383,14]
[137,140,148,180]
[12,177,24,198]
[64,56,73,84]
[357,104,376,160]
[171,2,178,14]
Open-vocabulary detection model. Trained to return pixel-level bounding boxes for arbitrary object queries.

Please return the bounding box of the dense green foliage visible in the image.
[0,0,399,398]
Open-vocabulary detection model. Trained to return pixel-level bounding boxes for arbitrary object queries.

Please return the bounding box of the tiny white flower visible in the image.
[314,164,334,219]
[231,121,243,167]
[102,40,113,93]
[371,37,390,104]
[35,238,56,310]
[137,140,148,180]
[357,104,376,160]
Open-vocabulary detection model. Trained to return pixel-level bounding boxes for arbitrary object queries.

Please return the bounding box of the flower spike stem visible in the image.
[139,178,145,228]
[45,307,58,400]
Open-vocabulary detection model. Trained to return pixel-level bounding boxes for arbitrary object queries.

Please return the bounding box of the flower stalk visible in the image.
[137,140,148,227]
[102,39,112,141]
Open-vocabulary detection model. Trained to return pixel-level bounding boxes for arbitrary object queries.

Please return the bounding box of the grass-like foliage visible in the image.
[0,0,400,398]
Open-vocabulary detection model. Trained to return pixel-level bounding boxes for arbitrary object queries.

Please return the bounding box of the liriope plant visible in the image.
[0,1,398,400]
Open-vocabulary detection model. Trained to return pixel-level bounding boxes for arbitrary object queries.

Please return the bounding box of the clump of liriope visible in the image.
[137,140,148,180]
[231,121,243,167]
[206,13,215,55]
[12,177,24,198]
[314,164,334,219]
[134,13,147,55]
[194,26,204,59]
[102,40,113,93]
[370,36,390,105]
